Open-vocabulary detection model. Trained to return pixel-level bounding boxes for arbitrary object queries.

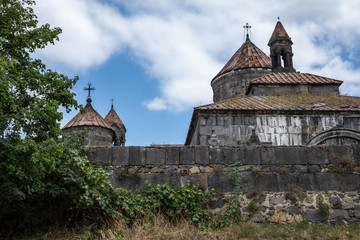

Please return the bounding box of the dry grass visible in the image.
[23,215,360,240]
[209,93,360,111]
[268,92,360,109]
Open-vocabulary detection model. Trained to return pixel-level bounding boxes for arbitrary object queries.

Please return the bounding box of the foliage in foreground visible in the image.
[26,217,360,240]
[1,130,241,237]
[0,0,98,235]
[0,2,241,237]
[0,133,120,235]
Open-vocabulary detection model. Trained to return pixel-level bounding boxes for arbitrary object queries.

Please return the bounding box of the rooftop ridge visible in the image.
[268,20,292,45]
[105,107,125,128]
[213,38,272,79]
[62,102,113,130]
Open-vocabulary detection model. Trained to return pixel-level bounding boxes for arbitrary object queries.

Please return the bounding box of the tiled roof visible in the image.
[105,106,126,130]
[250,72,343,85]
[268,21,291,45]
[62,100,114,131]
[214,36,271,79]
[195,94,360,112]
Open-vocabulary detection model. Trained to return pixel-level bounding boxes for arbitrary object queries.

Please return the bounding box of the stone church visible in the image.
[185,21,360,146]
[62,84,126,147]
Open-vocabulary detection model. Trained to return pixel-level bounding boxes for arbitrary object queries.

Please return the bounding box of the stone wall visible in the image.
[63,126,114,147]
[89,145,360,192]
[248,84,340,96]
[215,191,360,225]
[211,68,271,102]
[89,144,360,225]
[188,112,360,146]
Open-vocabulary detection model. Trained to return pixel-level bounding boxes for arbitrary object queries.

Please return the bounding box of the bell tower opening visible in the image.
[268,19,296,73]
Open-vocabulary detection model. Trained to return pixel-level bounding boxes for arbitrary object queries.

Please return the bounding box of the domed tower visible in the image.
[62,83,115,147]
[268,20,296,73]
[211,23,272,102]
[105,102,126,146]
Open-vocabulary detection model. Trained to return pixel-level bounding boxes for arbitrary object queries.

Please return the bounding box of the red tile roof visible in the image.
[268,21,291,45]
[214,36,271,79]
[250,72,343,85]
[105,106,126,130]
[62,100,114,131]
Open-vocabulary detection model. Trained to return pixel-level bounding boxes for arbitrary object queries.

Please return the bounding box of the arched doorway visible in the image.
[307,128,360,145]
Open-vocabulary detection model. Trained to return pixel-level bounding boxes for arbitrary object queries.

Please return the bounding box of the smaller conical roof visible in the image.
[62,99,113,131]
[214,35,272,79]
[268,21,292,45]
[105,105,126,131]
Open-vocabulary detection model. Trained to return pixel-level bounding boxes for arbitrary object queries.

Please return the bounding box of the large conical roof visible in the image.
[105,105,126,131]
[214,35,271,79]
[268,21,292,45]
[62,99,113,131]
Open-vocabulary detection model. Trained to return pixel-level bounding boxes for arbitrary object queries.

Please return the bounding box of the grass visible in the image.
[212,92,360,110]
[333,156,355,174]
[268,92,360,109]
[285,183,306,203]
[21,216,360,240]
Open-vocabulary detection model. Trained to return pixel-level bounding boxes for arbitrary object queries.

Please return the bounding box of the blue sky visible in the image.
[32,0,360,146]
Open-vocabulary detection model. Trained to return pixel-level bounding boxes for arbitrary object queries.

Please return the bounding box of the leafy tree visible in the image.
[0,0,77,196]
[0,0,120,234]
[1,1,244,237]
[0,0,78,140]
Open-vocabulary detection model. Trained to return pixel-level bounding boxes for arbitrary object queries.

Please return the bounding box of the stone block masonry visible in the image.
[89,144,360,224]
[225,191,360,225]
[188,113,360,146]
[89,145,360,192]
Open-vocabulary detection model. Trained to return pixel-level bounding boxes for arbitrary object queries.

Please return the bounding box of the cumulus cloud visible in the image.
[34,0,133,71]
[33,0,360,111]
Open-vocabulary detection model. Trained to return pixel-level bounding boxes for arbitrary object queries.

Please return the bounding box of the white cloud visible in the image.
[33,0,360,111]
[34,0,125,70]
[145,97,168,111]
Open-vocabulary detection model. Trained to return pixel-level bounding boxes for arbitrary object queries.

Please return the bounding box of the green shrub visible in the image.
[226,166,245,190]
[209,196,242,229]
[145,181,214,224]
[224,197,242,222]
[0,132,121,234]
[113,181,216,226]
[247,201,259,213]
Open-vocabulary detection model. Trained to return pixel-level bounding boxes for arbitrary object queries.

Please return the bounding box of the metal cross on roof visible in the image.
[110,98,114,108]
[84,82,95,98]
[243,23,251,34]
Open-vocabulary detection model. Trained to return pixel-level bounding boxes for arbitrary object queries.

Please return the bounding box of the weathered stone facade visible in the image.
[89,141,360,225]
[89,145,360,192]
[217,191,360,225]
[187,21,360,146]
[188,112,360,146]
[211,68,271,102]
[63,126,114,147]
[248,84,340,96]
